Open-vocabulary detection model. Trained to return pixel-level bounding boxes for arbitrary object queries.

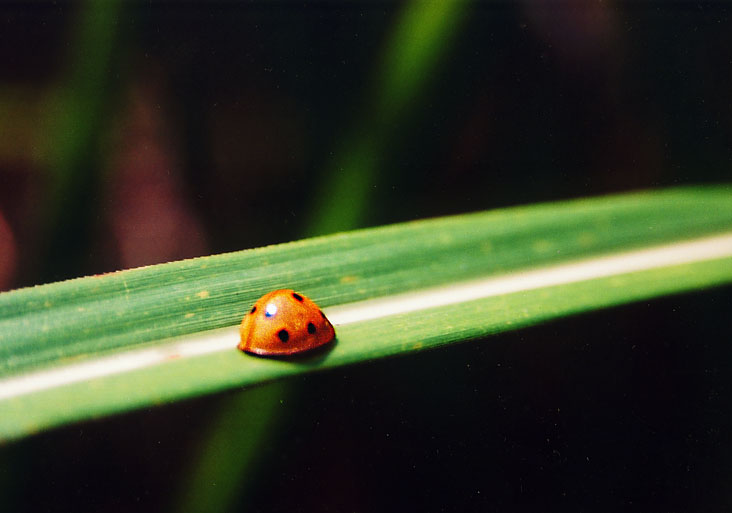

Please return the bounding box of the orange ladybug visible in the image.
[238,289,336,356]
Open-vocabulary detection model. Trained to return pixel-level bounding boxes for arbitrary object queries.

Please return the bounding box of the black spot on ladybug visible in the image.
[307,322,316,334]
[278,329,289,342]
[250,306,257,314]
[292,292,303,302]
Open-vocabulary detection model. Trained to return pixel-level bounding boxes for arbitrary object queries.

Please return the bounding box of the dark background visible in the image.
[0,1,731,511]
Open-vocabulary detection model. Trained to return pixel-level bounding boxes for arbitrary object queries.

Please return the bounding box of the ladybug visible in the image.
[238,289,336,356]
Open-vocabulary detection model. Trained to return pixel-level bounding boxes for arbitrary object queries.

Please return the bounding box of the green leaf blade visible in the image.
[1,185,731,441]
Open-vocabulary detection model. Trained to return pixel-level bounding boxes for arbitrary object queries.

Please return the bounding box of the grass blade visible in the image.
[1,185,731,441]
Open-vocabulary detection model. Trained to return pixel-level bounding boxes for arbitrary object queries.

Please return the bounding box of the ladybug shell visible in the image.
[238,289,335,356]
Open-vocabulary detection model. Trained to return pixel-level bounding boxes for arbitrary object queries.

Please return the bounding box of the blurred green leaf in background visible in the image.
[184,2,468,508]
